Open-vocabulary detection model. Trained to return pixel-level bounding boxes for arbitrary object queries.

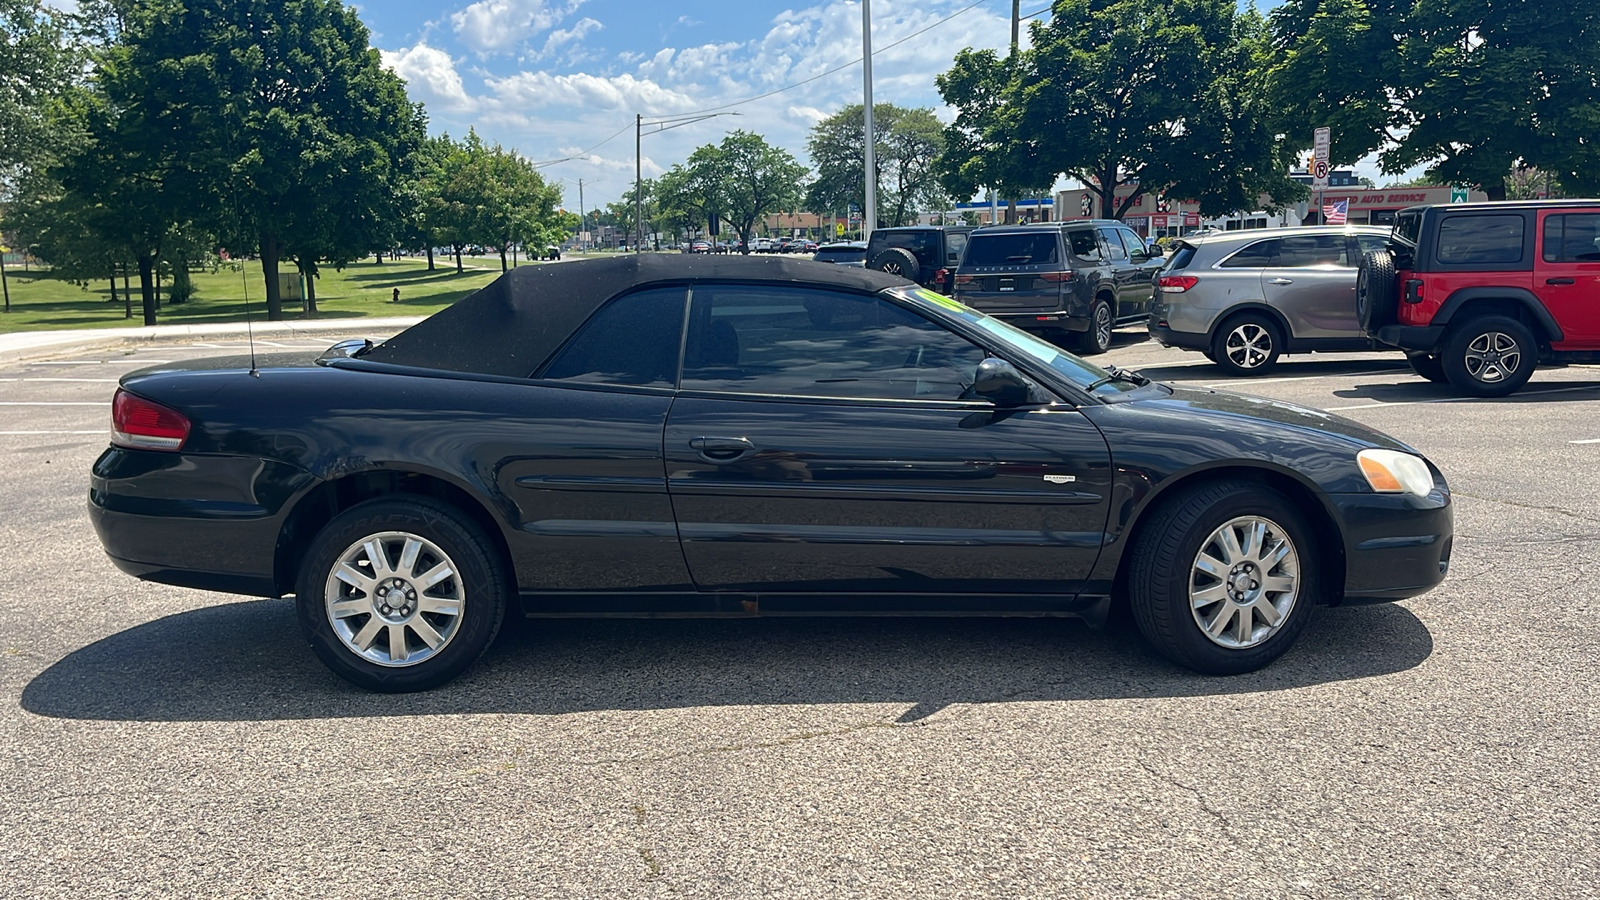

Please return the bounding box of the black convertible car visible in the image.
[89,255,1452,691]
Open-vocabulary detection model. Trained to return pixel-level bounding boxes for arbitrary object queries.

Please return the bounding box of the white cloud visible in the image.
[450,0,588,54]
[486,71,698,114]
[381,43,477,113]
[538,16,603,59]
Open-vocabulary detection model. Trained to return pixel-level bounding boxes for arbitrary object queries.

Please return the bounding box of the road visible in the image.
[2,332,1597,898]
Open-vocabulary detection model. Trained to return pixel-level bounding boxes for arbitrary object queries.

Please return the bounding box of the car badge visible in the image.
[1043,474,1076,484]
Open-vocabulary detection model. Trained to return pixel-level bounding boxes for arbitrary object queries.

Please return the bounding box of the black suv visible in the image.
[953,220,1163,354]
[866,225,972,294]
[1359,200,1600,396]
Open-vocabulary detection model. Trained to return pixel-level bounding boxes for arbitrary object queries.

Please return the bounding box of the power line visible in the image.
[531,122,634,168]
[1020,4,1051,20]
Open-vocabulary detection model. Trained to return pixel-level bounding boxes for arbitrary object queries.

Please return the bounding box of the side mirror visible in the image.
[972,358,1034,407]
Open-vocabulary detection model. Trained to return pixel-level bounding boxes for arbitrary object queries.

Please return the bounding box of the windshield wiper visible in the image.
[1084,364,1151,391]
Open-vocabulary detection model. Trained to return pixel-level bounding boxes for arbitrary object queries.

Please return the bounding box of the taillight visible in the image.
[1160,275,1199,293]
[954,274,976,286]
[111,388,190,451]
[1403,278,1424,303]
[1040,271,1074,283]
[934,268,948,285]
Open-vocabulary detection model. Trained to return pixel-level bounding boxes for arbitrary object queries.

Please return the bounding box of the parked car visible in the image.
[540,245,562,261]
[953,220,1163,355]
[1147,225,1391,375]
[90,255,1452,692]
[803,240,820,252]
[753,238,776,253]
[813,241,868,267]
[866,225,972,294]
[1359,200,1600,396]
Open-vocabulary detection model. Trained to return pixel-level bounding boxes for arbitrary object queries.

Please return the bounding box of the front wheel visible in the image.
[296,497,507,692]
[1128,480,1318,675]
[1440,316,1536,397]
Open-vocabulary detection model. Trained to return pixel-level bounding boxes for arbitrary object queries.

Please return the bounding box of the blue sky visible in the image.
[358,1,1359,215]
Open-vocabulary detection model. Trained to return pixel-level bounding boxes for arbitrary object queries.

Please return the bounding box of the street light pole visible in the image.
[635,113,643,252]
[862,0,876,244]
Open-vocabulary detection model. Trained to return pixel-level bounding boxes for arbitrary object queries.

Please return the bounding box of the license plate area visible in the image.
[999,277,1015,292]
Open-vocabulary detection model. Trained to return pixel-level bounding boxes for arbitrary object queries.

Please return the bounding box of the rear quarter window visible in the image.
[1220,239,1278,268]
[1436,215,1524,265]
[964,232,1060,266]
[1162,243,1198,271]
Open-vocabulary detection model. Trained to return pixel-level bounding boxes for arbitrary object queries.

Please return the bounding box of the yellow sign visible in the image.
[835,223,845,236]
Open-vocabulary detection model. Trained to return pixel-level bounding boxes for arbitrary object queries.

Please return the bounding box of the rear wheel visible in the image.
[296,496,507,692]
[1128,481,1318,675]
[1405,352,1447,383]
[1440,315,1536,397]
[1073,297,1115,355]
[1211,313,1282,375]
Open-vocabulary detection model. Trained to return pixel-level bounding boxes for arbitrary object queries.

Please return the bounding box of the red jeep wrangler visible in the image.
[1358,201,1600,396]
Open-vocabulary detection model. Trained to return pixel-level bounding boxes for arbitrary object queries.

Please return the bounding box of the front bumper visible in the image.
[89,447,318,598]
[1374,324,1446,352]
[1328,486,1453,602]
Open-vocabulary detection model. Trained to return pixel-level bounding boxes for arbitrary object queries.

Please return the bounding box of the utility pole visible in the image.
[1011,0,1020,50]
[635,113,643,253]
[578,179,585,251]
[862,0,876,245]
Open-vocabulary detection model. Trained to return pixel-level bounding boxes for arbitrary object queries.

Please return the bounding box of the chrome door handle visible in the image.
[1269,277,1294,285]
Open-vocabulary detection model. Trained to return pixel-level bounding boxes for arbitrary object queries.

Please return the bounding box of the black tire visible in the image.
[1356,250,1397,335]
[1439,315,1537,397]
[1072,296,1115,355]
[295,496,507,692]
[1405,352,1447,383]
[1210,312,1282,375]
[870,247,921,282]
[1128,480,1319,675]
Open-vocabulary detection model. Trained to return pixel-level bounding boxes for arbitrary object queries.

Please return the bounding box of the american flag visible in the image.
[1323,199,1349,225]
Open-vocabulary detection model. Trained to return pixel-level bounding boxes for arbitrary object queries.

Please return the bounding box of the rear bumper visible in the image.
[1148,318,1211,351]
[1374,324,1446,353]
[1328,486,1453,603]
[89,447,318,598]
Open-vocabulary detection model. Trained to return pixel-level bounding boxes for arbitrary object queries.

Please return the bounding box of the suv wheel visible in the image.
[870,247,920,280]
[1073,297,1114,355]
[1357,250,1398,333]
[1441,316,1536,397]
[1405,352,1447,383]
[1211,313,1282,376]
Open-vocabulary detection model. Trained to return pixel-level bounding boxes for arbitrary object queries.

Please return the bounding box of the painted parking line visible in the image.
[0,401,105,406]
[0,430,105,435]
[1200,369,1398,388]
[30,359,173,366]
[1572,438,1600,444]
[1328,383,1600,411]
[0,377,122,383]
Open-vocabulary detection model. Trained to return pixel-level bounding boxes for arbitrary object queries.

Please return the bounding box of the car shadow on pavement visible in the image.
[1134,358,1412,384]
[20,600,1433,723]
[1330,378,1600,404]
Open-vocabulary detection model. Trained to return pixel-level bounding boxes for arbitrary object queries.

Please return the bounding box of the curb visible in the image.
[0,317,423,365]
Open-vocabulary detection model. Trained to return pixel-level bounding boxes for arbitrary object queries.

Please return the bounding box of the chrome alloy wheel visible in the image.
[1093,302,1113,349]
[1223,323,1273,369]
[324,531,465,667]
[1463,331,1521,383]
[1189,516,1299,649]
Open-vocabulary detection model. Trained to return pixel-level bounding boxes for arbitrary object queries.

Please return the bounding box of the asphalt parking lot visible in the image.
[2,331,1597,898]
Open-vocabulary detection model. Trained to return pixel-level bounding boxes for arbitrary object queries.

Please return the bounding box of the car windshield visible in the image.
[892,287,1141,396]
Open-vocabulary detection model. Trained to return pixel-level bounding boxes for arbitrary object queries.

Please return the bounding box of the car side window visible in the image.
[1542,214,1600,262]
[1437,215,1524,265]
[885,231,938,267]
[1221,240,1279,268]
[1274,234,1349,267]
[1115,228,1148,259]
[1355,234,1389,258]
[944,232,968,266]
[680,285,987,401]
[1067,229,1102,261]
[538,287,686,387]
[1097,227,1128,261]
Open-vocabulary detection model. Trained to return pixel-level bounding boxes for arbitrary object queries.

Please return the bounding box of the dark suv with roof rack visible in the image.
[952,220,1164,354]
[1359,200,1600,396]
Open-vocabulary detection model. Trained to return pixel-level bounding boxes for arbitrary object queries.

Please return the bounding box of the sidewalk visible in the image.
[0,316,424,365]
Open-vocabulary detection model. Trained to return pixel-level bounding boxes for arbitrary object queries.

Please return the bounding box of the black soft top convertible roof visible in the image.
[362,254,910,377]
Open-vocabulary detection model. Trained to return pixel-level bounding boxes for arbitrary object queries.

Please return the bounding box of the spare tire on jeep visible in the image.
[870,247,920,281]
[1357,250,1398,333]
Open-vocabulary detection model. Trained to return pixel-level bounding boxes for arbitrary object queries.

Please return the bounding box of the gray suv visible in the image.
[1148,225,1391,374]
[953,220,1162,354]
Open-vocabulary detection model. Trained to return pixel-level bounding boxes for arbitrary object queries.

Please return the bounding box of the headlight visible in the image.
[1357,449,1434,497]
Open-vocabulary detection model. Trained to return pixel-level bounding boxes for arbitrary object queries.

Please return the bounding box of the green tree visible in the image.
[708,131,806,252]
[936,48,1056,224]
[1266,0,1600,199]
[0,0,78,190]
[1009,0,1303,220]
[106,0,425,319]
[657,162,722,246]
[807,103,947,228]
[469,142,560,271]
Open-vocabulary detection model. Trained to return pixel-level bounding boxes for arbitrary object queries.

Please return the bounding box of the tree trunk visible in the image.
[171,261,191,303]
[499,247,508,272]
[260,232,284,321]
[453,244,463,273]
[374,251,384,264]
[137,253,158,326]
[109,271,119,305]
[299,259,318,315]
[426,246,435,271]
[154,269,162,310]
[122,264,132,320]
[512,243,518,268]
[0,251,10,314]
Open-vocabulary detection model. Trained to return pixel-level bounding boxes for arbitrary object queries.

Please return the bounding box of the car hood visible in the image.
[1135,385,1417,453]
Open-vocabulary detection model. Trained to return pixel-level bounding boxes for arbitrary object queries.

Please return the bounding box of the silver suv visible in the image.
[1148,225,1391,374]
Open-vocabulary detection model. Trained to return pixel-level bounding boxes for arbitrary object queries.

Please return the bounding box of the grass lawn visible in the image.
[0,257,522,333]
